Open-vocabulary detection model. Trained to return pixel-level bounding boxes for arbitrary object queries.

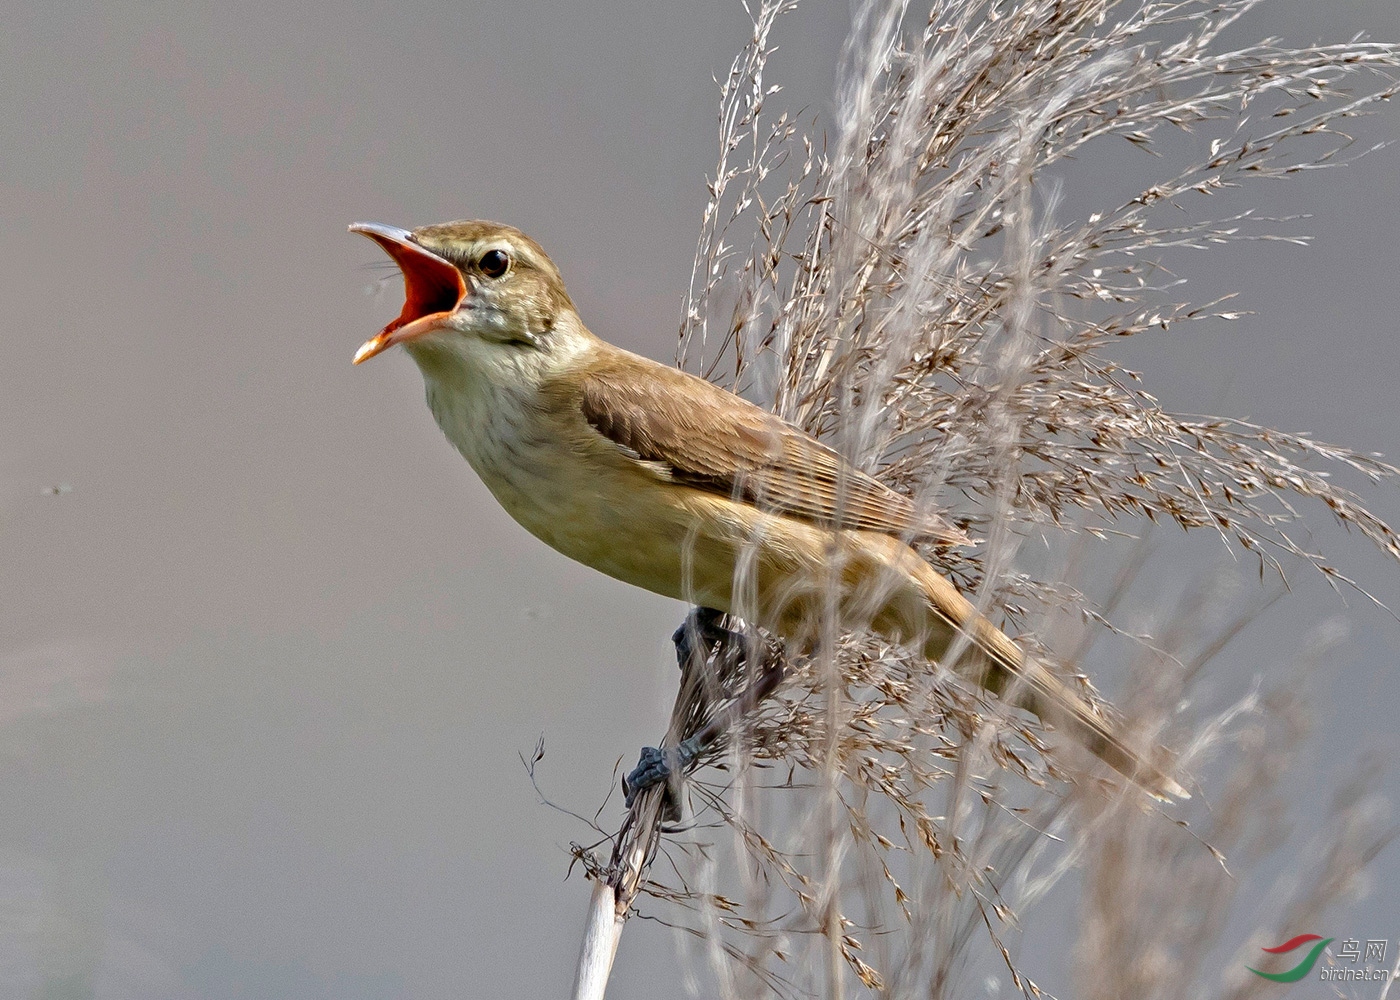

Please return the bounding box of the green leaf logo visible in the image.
[1248,934,1334,983]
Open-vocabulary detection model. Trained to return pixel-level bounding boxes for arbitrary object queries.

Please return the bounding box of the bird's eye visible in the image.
[479,249,511,278]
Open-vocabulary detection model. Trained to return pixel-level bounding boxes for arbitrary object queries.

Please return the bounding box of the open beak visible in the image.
[350,223,467,364]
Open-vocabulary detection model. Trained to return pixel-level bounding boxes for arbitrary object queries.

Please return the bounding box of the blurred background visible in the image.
[2,0,1397,996]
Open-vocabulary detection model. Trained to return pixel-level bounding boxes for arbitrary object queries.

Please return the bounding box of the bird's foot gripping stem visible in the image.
[621,607,787,823]
[622,737,703,818]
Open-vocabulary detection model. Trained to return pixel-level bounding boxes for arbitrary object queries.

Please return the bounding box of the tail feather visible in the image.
[916,567,1188,801]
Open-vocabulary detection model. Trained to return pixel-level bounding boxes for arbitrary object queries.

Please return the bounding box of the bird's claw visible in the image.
[623,609,782,822]
[622,746,670,805]
[622,737,702,820]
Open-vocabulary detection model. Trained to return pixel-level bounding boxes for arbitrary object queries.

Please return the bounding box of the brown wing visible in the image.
[568,350,966,545]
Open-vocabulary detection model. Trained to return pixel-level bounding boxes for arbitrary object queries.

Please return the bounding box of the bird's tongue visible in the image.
[350,223,466,363]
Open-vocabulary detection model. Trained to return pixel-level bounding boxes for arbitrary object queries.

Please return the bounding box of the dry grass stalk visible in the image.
[569,616,788,999]
[567,0,1400,996]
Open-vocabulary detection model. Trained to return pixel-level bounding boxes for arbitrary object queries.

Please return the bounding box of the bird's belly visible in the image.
[482,459,705,601]
[469,431,936,649]
[483,464,852,636]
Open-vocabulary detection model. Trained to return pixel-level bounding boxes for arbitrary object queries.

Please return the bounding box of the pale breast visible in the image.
[417,354,807,614]
[426,372,567,522]
[423,367,676,579]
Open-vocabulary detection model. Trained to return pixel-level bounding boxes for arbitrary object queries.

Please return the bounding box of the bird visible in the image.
[349,218,1187,801]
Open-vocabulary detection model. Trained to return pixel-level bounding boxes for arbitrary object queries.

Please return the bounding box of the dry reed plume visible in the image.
[564,1,1400,996]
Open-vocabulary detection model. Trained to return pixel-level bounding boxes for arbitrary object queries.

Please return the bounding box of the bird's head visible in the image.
[350,220,579,366]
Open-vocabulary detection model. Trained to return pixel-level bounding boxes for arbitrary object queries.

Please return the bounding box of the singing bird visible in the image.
[351,219,1186,801]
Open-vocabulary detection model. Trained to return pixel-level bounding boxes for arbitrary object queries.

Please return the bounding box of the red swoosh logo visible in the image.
[1262,934,1324,954]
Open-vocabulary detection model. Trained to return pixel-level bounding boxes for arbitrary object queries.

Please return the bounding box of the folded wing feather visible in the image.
[570,353,966,546]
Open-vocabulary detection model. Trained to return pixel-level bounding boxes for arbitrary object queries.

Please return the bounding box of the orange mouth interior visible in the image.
[366,232,466,335]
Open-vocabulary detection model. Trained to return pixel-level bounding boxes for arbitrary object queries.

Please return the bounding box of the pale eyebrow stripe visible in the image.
[501,241,547,272]
[444,237,547,273]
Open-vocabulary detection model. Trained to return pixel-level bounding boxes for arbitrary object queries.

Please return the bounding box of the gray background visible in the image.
[2,0,1397,997]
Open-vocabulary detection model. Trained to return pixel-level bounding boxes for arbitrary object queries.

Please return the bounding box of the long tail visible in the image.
[910,563,1189,801]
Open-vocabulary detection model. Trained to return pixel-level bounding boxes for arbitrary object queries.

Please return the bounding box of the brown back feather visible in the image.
[570,351,966,546]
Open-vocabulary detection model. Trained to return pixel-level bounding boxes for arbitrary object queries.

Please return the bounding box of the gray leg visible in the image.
[623,608,786,819]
